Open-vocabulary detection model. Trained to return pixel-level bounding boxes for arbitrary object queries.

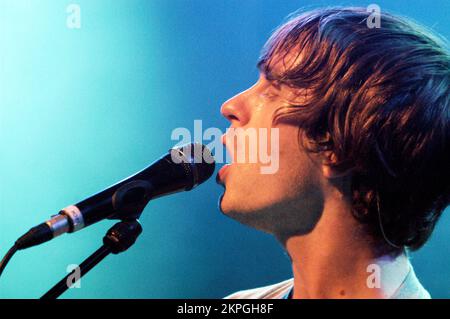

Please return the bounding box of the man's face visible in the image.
[217,71,326,237]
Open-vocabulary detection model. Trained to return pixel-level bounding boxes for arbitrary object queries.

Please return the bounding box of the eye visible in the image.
[261,91,278,100]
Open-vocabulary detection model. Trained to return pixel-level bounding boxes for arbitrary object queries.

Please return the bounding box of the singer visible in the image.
[217,7,449,299]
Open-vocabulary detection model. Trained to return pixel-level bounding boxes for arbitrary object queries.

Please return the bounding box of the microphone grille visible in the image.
[170,143,216,187]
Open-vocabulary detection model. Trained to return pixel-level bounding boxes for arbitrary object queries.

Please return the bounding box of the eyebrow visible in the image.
[256,62,284,91]
[262,66,287,89]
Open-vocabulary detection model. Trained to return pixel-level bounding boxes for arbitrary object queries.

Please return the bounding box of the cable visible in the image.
[0,244,18,279]
[376,192,402,249]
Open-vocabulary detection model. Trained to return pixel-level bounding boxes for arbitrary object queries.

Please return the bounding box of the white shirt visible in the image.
[224,264,431,299]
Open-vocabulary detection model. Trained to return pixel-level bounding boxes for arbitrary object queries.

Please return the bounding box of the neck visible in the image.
[277,195,409,299]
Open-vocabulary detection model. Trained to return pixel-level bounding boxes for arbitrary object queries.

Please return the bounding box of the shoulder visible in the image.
[223,278,294,299]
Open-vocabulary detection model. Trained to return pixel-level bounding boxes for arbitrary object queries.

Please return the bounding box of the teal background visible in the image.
[0,0,448,298]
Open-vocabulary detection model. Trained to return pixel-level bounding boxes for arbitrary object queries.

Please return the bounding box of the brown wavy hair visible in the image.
[258,7,450,252]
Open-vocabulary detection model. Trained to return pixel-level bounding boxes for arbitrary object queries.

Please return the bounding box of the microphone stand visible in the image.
[41,219,142,299]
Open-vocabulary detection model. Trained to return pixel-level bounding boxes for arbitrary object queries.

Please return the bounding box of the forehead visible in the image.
[258,46,305,79]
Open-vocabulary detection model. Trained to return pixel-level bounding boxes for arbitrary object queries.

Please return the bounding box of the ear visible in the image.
[321,151,349,179]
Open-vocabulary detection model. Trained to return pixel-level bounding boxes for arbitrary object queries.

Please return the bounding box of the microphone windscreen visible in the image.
[169,143,216,187]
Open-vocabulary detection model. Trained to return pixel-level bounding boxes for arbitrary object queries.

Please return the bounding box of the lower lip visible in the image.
[216,164,231,183]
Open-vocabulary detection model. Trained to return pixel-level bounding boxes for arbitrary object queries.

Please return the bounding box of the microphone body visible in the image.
[16,143,215,250]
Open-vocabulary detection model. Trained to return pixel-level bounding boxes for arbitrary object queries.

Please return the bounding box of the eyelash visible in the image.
[262,92,278,100]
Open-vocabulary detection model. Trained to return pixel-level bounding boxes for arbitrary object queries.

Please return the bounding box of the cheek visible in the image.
[276,127,320,192]
[224,118,320,201]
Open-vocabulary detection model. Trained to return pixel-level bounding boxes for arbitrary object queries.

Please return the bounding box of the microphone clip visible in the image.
[110,180,153,221]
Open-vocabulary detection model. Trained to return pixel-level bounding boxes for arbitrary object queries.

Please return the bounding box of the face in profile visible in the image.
[217,70,327,238]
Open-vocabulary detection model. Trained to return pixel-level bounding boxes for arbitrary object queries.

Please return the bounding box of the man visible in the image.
[216,7,449,299]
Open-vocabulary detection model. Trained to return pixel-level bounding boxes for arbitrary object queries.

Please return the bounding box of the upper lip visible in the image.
[216,132,234,185]
[221,133,234,163]
[216,164,228,185]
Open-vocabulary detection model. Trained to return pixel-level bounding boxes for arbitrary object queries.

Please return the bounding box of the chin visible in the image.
[218,192,237,215]
[219,191,255,214]
[218,192,278,232]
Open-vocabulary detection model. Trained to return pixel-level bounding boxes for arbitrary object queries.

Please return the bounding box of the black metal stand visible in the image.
[41,219,142,299]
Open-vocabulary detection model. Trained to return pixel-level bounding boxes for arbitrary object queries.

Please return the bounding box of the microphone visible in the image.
[15,143,215,250]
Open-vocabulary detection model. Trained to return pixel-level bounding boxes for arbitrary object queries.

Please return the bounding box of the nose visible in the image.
[220,92,250,127]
